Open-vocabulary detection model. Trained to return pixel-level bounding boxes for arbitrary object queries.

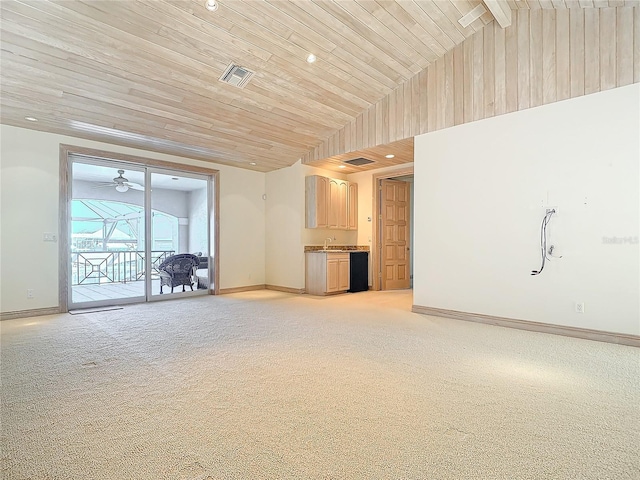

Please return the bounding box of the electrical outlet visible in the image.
[43,232,57,242]
[27,289,34,299]
[575,302,585,314]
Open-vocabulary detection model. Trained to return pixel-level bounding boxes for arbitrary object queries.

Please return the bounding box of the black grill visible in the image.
[343,157,374,166]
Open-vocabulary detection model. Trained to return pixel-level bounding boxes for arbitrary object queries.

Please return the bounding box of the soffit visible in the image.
[309,138,414,174]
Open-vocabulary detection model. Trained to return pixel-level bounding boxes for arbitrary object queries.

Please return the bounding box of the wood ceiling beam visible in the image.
[483,0,513,28]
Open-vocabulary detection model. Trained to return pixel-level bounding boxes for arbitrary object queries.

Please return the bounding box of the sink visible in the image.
[317,249,348,253]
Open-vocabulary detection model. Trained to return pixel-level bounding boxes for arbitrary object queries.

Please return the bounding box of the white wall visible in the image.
[414,84,640,336]
[217,166,266,289]
[0,125,265,313]
[188,187,208,255]
[265,162,305,289]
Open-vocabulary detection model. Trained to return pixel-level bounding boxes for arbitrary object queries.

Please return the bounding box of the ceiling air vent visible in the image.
[219,63,255,89]
[343,157,375,166]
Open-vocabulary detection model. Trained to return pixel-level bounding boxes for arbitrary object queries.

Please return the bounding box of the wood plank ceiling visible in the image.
[0,1,637,172]
[310,2,640,173]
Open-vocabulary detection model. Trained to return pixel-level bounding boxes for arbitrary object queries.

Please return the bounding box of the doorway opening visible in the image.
[371,166,414,291]
[59,145,219,312]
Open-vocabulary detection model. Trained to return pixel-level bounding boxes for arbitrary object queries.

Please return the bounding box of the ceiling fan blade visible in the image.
[92,183,116,188]
[126,183,145,191]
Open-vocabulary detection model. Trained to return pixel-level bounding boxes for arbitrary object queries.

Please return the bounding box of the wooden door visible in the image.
[380,179,410,290]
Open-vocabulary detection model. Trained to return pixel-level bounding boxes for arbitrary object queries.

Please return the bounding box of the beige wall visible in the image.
[265,162,305,289]
[0,125,266,313]
[414,83,640,336]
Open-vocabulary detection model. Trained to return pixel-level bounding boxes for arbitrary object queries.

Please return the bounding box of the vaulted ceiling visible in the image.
[1,1,637,173]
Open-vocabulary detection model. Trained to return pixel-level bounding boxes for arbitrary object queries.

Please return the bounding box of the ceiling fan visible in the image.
[93,169,144,193]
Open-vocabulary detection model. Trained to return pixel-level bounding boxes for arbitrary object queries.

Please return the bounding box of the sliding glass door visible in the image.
[149,170,210,299]
[68,157,212,309]
[70,161,147,307]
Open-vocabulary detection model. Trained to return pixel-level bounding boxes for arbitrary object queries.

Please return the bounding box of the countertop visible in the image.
[304,245,369,253]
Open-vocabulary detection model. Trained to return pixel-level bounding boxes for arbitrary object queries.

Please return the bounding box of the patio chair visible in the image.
[192,252,210,290]
[157,253,199,294]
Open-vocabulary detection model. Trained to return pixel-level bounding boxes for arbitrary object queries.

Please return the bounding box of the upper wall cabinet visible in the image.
[328,178,347,229]
[306,175,357,230]
[306,175,329,228]
[348,182,358,231]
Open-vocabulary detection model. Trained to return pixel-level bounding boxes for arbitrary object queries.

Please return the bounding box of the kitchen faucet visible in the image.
[324,237,332,250]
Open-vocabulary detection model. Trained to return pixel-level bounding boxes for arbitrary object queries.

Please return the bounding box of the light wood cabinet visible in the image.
[328,178,348,229]
[305,252,350,295]
[348,182,358,230]
[306,175,357,231]
[305,175,329,228]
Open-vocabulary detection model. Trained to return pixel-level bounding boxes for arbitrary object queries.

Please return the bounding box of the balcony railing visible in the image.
[71,250,174,286]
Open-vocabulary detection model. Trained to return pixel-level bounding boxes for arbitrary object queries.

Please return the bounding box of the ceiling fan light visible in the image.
[205,0,218,11]
[115,184,129,193]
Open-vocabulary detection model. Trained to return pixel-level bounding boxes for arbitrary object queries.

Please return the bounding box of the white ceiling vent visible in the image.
[219,63,255,89]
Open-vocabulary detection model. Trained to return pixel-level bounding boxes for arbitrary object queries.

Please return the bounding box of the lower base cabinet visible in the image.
[306,252,350,295]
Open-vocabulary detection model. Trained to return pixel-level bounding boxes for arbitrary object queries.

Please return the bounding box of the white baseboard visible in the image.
[412,305,640,348]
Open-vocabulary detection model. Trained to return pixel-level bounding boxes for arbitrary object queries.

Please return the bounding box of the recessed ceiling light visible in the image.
[338,165,346,169]
[385,154,395,159]
[249,162,257,166]
[306,53,316,63]
[24,116,38,122]
[204,0,218,11]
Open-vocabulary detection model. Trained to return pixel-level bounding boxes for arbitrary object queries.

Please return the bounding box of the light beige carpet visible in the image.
[1,290,638,479]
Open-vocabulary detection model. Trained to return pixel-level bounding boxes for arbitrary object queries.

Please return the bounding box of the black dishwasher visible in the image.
[348,251,369,293]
